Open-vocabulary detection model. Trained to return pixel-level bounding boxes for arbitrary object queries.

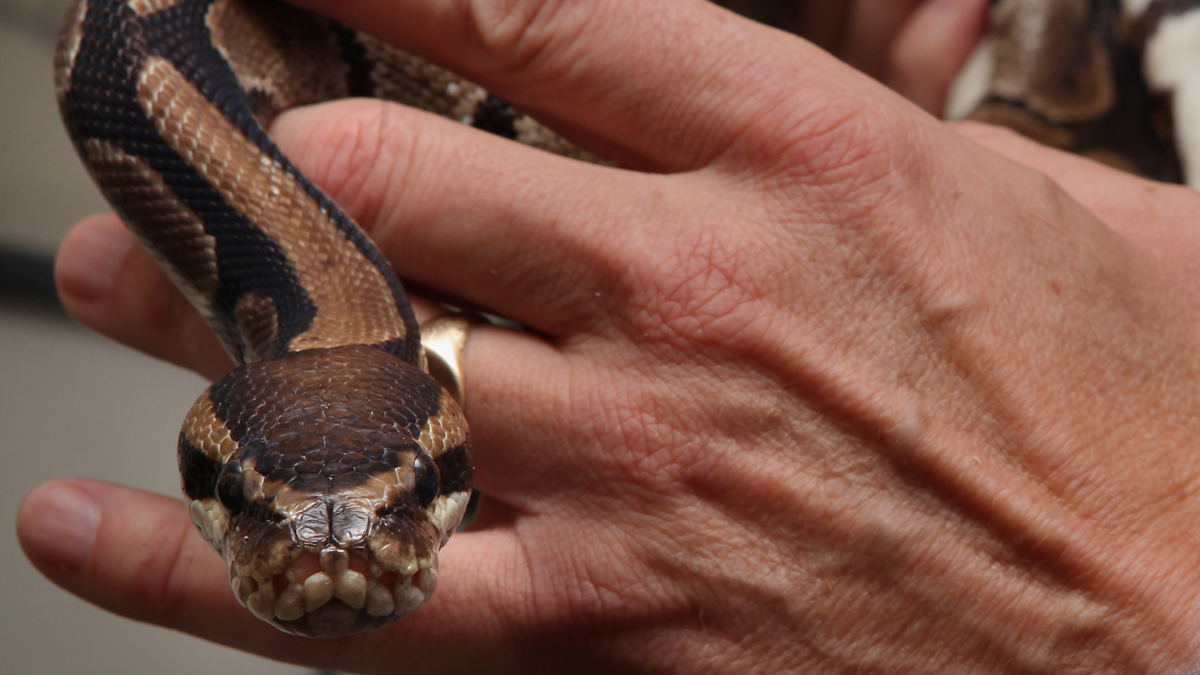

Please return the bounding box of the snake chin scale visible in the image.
[188,498,231,549]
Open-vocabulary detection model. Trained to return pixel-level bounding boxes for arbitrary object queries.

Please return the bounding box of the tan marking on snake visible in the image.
[136,56,409,353]
[181,391,239,463]
[417,389,469,459]
[128,0,180,16]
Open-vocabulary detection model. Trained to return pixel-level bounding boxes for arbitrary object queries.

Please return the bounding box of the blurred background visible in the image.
[0,0,309,671]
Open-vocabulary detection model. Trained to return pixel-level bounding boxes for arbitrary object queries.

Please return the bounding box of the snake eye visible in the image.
[412,453,440,507]
[216,461,246,514]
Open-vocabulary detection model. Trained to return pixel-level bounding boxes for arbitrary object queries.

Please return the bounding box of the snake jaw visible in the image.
[186,460,473,636]
[191,487,469,637]
[228,545,437,637]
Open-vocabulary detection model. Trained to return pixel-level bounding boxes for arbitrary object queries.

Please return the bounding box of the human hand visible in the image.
[20,0,1200,672]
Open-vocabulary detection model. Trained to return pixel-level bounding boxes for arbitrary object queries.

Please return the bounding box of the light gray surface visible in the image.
[0,11,106,252]
[0,9,309,675]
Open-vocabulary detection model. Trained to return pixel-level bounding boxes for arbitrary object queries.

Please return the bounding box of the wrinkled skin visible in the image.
[19,0,1200,672]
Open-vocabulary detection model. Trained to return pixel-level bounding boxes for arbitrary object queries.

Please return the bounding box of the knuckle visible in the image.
[275,100,424,229]
[745,94,910,208]
[625,224,775,360]
[461,0,581,75]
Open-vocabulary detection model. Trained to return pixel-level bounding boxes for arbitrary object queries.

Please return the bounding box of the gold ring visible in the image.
[420,311,487,407]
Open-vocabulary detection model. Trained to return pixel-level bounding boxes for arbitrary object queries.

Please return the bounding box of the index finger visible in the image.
[289,0,920,174]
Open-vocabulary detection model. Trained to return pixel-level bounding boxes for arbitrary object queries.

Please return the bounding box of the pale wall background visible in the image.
[0,1,312,672]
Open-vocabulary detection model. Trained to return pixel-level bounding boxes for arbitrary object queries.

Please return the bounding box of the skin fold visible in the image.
[18,0,1200,672]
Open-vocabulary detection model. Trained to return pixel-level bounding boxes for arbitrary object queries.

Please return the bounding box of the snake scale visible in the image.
[54,0,1198,641]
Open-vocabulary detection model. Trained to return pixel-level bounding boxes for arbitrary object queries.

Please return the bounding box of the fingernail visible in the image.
[21,483,100,571]
[56,219,136,303]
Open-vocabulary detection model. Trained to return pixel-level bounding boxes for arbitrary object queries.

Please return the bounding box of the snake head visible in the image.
[177,345,472,637]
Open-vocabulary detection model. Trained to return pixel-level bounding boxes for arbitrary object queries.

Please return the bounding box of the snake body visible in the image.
[949,0,1200,188]
[49,0,571,637]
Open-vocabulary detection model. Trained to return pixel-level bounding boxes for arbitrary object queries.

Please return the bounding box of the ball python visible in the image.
[947,0,1200,189]
[701,0,1199,187]
[53,0,605,638]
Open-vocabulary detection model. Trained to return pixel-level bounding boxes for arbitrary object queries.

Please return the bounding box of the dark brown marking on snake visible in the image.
[179,435,222,501]
[330,22,375,98]
[989,0,1115,123]
[971,0,1184,183]
[142,0,421,363]
[471,95,520,139]
[434,444,472,495]
[60,0,330,363]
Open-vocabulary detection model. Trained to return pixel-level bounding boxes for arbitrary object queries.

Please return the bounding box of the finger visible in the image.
[887,0,989,114]
[17,479,302,656]
[17,479,538,673]
[456,325,600,500]
[55,215,234,381]
[268,98,698,336]
[288,0,875,172]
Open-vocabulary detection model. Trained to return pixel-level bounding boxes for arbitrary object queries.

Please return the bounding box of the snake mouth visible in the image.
[231,548,438,637]
[189,486,471,637]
